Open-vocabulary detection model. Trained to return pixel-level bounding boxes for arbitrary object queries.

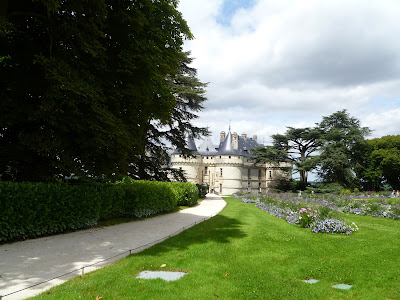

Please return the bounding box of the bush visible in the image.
[170,182,199,207]
[313,183,344,194]
[0,182,100,242]
[196,184,208,198]
[291,180,307,192]
[0,180,179,242]
[297,207,318,228]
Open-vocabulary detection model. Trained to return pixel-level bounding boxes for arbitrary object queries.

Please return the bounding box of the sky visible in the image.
[177,0,400,146]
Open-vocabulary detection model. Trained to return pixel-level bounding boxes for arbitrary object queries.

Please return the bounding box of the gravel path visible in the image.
[0,194,226,300]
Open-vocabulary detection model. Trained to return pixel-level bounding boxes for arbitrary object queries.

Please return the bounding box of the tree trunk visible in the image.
[299,170,308,184]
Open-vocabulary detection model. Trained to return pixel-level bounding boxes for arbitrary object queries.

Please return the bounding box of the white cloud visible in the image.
[179,0,400,145]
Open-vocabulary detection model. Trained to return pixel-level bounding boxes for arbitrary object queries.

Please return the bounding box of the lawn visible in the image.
[32,196,400,299]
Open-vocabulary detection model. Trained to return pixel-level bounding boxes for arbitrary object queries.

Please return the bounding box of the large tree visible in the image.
[316,110,371,188]
[357,135,400,190]
[129,51,208,181]
[0,0,198,181]
[252,127,321,184]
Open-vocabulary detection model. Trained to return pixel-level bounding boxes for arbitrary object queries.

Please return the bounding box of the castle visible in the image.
[170,129,291,195]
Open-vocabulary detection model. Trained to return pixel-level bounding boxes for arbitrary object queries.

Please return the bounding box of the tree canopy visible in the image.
[357,135,400,190]
[253,110,371,189]
[316,110,371,188]
[252,127,321,184]
[0,0,206,182]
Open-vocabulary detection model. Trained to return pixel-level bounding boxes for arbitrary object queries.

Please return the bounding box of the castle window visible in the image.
[269,170,272,178]
[220,168,223,176]
[179,155,182,157]
[248,169,251,178]
[206,156,209,159]
[220,184,222,193]
[205,166,208,173]
[219,156,222,159]
[229,156,231,159]
[258,169,262,178]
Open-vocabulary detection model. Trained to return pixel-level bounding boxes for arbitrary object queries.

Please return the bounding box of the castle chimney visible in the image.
[233,132,238,150]
[241,133,247,140]
[220,131,226,142]
[253,134,257,142]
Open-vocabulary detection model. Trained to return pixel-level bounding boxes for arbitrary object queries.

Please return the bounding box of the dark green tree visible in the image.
[129,51,208,181]
[0,0,194,181]
[316,110,371,188]
[357,135,400,190]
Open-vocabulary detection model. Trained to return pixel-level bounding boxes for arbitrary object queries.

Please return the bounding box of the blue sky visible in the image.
[178,0,400,150]
[217,0,255,25]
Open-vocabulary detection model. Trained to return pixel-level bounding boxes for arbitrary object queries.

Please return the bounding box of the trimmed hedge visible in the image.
[170,182,199,207]
[0,180,180,242]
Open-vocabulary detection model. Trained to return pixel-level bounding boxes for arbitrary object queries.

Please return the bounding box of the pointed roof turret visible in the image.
[198,136,217,155]
[172,133,198,154]
[218,130,239,155]
[185,134,198,152]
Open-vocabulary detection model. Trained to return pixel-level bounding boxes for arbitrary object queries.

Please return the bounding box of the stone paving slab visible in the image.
[0,195,226,300]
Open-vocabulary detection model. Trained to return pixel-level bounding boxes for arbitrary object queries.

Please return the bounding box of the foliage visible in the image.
[357,135,400,190]
[196,183,208,198]
[311,219,358,234]
[291,180,307,192]
[129,51,208,181]
[273,127,322,183]
[298,207,318,228]
[170,182,199,206]
[252,126,321,184]
[0,181,99,242]
[316,110,371,188]
[0,180,191,242]
[311,182,345,194]
[0,0,205,182]
[235,191,400,234]
[253,110,370,189]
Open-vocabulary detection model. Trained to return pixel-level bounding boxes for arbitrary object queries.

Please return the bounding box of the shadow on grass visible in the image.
[135,213,247,256]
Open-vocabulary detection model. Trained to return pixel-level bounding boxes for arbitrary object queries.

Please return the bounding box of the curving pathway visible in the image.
[0,194,226,300]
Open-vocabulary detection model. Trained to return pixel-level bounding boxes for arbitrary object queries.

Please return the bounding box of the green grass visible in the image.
[32,197,400,299]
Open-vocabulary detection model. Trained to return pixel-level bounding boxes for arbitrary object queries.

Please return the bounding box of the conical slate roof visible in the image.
[198,136,217,155]
[172,134,198,154]
[218,131,239,155]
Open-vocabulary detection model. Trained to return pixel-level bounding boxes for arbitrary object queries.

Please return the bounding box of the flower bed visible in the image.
[235,193,359,235]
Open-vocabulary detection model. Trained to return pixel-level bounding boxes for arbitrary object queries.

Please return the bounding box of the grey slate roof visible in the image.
[197,136,218,155]
[172,130,262,157]
[172,134,199,155]
[218,131,263,157]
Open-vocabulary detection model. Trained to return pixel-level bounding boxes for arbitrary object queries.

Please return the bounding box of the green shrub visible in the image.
[291,180,307,192]
[318,206,332,220]
[0,180,179,243]
[196,184,208,198]
[0,182,100,242]
[170,182,199,207]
